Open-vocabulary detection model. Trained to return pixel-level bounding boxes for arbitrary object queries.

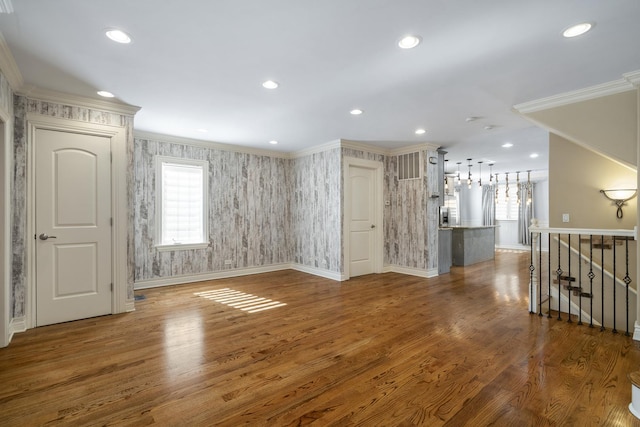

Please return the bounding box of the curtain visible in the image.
[518,182,534,245]
[482,184,495,226]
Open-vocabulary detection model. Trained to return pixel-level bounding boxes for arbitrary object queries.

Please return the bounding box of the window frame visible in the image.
[155,155,209,251]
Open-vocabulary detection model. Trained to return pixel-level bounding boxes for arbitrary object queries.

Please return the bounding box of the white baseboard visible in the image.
[383,265,438,278]
[291,263,346,281]
[634,320,640,342]
[125,300,135,312]
[496,244,531,251]
[8,316,26,342]
[134,263,292,290]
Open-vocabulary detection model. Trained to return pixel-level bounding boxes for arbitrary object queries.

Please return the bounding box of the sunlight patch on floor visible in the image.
[194,288,287,313]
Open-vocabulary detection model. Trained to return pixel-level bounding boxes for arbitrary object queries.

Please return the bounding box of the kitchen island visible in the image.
[451,226,496,266]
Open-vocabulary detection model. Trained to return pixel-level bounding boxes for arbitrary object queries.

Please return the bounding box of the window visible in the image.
[495,183,519,220]
[156,156,209,250]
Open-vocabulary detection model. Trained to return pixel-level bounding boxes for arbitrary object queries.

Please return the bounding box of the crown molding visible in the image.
[340,139,389,156]
[133,132,443,161]
[17,86,141,117]
[134,130,291,159]
[0,32,23,90]
[341,139,440,156]
[624,70,640,87]
[389,142,440,155]
[290,139,342,159]
[513,77,636,114]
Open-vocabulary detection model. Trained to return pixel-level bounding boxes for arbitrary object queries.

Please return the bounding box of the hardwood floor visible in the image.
[2,252,640,426]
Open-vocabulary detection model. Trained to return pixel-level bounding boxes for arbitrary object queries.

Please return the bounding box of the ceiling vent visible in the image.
[398,151,421,181]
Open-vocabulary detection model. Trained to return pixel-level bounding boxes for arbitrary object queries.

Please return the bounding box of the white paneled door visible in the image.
[35,129,112,326]
[349,165,376,277]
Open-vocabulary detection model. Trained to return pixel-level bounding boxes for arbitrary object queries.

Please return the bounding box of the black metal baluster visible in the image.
[557,234,563,321]
[612,236,617,333]
[539,231,543,317]
[578,234,582,325]
[588,235,594,328]
[624,237,632,336]
[567,234,572,323]
[601,234,605,332]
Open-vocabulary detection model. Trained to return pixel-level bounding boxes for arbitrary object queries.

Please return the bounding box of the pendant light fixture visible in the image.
[495,173,499,204]
[456,162,461,184]
[516,171,521,205]
[466,158,472,189]
[527,170,532,205]
[489,163,494,185]
[478,161,483,187]
[444,159,449,196]
[505,172,510,202]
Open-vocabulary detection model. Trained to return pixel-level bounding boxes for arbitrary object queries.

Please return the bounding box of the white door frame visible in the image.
[343,157,384,279]
[26,114,129,328]
[0,108,10,347]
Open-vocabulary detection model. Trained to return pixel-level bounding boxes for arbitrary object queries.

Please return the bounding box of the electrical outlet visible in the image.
[562,213,570,223]
[224,260,232,265]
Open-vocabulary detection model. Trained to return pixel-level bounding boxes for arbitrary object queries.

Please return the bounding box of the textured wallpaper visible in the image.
[134,138,293,281]
[384,149,439,270]
[291,148,342,273]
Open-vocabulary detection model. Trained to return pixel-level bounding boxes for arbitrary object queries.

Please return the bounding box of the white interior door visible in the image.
[349,165,376,277]
[35,129,112,326]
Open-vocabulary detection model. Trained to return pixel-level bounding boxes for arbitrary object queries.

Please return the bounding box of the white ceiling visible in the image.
[1,0,640,175]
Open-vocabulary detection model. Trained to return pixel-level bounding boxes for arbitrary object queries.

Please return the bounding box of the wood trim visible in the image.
[624,70,640,87]
[0,32,23,90]
[134,130,291,159]
[383,264,439,278]
[290,263,346,282]
[513,77,635,114]
[7,316,26,341]
[0,107,10,347]
[134,264,293,289]
[18,87,140,117]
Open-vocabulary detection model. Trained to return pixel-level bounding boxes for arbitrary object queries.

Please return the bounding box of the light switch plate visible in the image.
[562,213,570,223]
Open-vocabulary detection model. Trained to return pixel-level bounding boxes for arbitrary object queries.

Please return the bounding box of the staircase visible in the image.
[529,224,637,335]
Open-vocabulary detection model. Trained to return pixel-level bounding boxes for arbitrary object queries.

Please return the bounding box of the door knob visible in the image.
[39,233,57,240]
[371,224,376,229]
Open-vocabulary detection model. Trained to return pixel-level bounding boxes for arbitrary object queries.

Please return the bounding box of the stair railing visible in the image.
[529,221,637,335]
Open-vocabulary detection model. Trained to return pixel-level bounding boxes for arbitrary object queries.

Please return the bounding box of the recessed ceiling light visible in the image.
[484,125,495,130]
[563,22,593,38]
[530,153,539,158]
[502,143,513,148]
[350,109,363,115]
[262,80,279,89]
[269,140,278,145]
[465,116,480,122]
[398,35,421,49]
[97,90,115,98]
[105,29,132,44]
[415,128,426,135]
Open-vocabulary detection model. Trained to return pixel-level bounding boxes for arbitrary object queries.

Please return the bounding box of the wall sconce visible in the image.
[600,189,637,219]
